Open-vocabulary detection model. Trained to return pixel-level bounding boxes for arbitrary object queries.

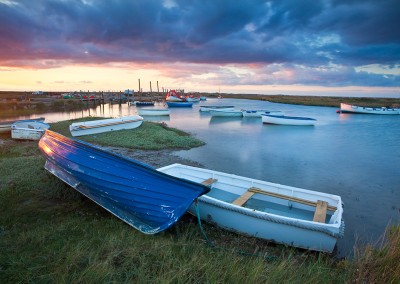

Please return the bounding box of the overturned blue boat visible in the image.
[38,130,210,234]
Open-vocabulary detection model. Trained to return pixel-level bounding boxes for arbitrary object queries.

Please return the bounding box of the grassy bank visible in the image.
[0,121,399,283]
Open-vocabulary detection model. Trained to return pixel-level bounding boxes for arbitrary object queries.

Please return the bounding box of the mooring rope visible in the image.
[194,200,276,261]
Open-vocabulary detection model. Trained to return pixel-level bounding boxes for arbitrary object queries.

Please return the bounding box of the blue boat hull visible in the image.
[166,101,193,107]
[38,130,210,234]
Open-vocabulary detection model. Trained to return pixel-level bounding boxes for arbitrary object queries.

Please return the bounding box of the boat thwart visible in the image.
[38,131,210,234]
[158,163,344,252]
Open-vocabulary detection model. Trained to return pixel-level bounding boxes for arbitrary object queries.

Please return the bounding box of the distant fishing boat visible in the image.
[137,108,170,116]
[158,163,344,252]
[11,120,50,140]
[0,117,45,133]
[199,106,234,112]
[242,110,284,118]
[165,90,185,102]
[262,114,317,126]
[69,116,143,137]
[166,101,193,107]
[38,131,210,234]
[339,103,399,115]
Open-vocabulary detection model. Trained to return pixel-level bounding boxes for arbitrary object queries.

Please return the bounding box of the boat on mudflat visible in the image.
[339,103,399,115]
[0,117,45,133]
[137,108,170,116]
[38,131,210,234]
[199,105,234,112]
[262,114,317,126]
[166,101,193,107]
[69,116,143,137]
[158,163,344,253]
[11,120,50,140]
[209,109,243,117]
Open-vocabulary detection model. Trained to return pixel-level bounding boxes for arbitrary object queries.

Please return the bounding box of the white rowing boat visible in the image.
[69,116,143,137]
[339,103,399,115]
[11,120,50,140]
[262,114,316,126]
[158,163,344,253]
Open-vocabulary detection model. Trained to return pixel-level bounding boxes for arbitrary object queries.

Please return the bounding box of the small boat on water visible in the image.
[200,96,207,101]
[199,105,234,112]
[339,103,399,115]
[38,131,210,234]
[166,101,193,108]
[165,90,186,102]
[209,109,243,117]
[262,114,317,126]
[130,101,155,107]
[0,117,45,133]
[158,163,344,252]
[11,120,50,140]
[137,108,170,116]
[242,110,284,118]
[69,116,143,137]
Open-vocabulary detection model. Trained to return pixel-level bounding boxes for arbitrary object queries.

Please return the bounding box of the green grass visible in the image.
[50,118,205,150]
[0,126,399,283]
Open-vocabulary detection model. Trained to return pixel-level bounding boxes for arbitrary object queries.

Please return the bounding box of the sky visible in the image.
[0,0,399,97]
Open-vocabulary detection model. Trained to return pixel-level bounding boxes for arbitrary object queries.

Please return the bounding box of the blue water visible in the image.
[17,98,400,257]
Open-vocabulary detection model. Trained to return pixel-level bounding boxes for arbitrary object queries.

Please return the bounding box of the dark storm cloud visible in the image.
[0,0,399,86]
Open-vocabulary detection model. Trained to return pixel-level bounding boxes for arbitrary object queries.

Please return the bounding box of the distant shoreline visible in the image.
[1,90,399,108]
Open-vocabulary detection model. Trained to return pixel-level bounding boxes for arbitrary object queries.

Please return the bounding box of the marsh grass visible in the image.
[0,126,399,283]
[49,118,205,150]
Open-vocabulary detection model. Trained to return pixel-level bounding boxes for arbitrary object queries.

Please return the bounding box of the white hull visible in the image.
[340,103,399,114]
[11,120,50,140]
[242,110,284,117]
[262,115,316,126]
[186,97,200,102]
[209,109,243,117]
[69,116,143,137]
[0,117,45,133]
[137,108,170,116]
[199,106,234,112]
[158,164,344,253]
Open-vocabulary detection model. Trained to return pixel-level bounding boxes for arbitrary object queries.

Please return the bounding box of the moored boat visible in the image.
[165,90,185,102]
[339,103,399,115]
[158,163,344,252]
[0,117,45,133]
[38,131,210,234]
[69,116,143,137]
[131,101,155,107]
[166,101,193,107]
[137,108,170,116]
[262,114,316,126]
[209,109,243,117]
[242,110,284,117]
[11,120,50,140]
[199,105,235,112]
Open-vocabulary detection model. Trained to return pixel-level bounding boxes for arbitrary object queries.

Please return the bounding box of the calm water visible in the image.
[19,98,400,257]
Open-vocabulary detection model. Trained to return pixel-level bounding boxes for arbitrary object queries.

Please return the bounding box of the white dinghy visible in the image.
[11,120,50,140]
[158,164,344,253]
[137,108,170,116]
[209,109,243,117]
[69,115,143,137]
[262,114,317,126]
[242,110,284,117]
[339,103,399,115]
[199,106,234,112]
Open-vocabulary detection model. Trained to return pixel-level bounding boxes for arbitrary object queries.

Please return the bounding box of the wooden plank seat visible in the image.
[232,191,255,206]
[201,178,218,187]
[313,200,328,223]
[248,187,337,212]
